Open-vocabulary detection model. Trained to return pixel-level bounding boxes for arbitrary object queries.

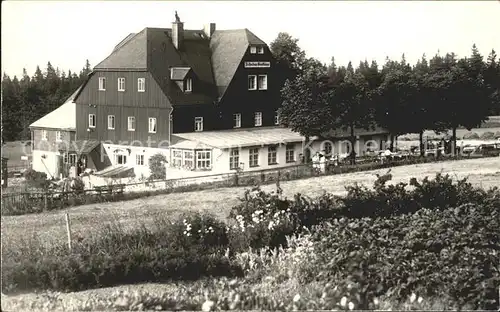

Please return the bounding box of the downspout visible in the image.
[168,106,174,164]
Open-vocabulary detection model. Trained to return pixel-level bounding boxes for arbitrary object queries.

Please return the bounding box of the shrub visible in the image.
[23,168,49,190]
[70,177,85,194]
[309,200,500,310]
[1,213,242,293]
[148,153,167,180]
[462,132,480,139]
[480,131,495,140]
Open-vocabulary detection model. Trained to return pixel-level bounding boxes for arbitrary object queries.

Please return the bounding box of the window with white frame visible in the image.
[148,117,157,133]
[257,46,264,54]
[185,78,192,92]
[172,150,183,167]
[254,112,262,126]
[98,77,106,91]
[138,78,145,92]
[41,130,48,141]
[274,111,280,125]
[118,77,125,91]
[136,154,145,166]
[196,150,211,169]
[286,144,295,163]
[249,147,259,167]
[56,131,62,142]
[108,115,115,130]
[233,113,241,128]
[229,149,239,170]
[250,46,257,54]
[183,151,194,169]
[88,114,96,128]
[194,117,203,132]
[248,75,257,90]
[258,75,267,90]
[268,145,278,165]
[128,116,135,131]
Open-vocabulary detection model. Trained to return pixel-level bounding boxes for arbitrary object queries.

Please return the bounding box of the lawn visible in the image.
[2,157,499,250]
[1,157,499,311]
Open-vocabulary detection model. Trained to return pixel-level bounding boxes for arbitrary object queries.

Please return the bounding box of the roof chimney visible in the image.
[203,23,216,38]
[172,11,184,50]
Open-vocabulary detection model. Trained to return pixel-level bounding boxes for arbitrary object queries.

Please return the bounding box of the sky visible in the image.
[2,1,500,78]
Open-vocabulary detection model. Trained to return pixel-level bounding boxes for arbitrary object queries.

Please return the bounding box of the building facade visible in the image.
[30,14,389,179]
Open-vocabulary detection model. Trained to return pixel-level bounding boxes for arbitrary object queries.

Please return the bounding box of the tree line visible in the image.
[2,61,92,142]
[271,33,500,162]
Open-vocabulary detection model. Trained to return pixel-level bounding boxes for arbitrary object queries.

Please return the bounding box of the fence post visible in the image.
[44,194,48,210]
[65,213,72,251]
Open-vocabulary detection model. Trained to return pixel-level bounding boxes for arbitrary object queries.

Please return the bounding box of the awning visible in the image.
[171,126,307,149]
[93,165,134,178]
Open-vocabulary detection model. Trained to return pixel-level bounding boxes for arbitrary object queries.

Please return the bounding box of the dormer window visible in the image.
[250,46,257,54]
[185,78,192,92]
[257,46,264,54]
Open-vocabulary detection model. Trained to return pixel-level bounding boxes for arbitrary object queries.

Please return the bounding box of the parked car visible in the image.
[471,144,500,157]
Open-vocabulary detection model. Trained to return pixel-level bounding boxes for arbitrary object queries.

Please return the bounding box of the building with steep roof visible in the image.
[30,13,389,179]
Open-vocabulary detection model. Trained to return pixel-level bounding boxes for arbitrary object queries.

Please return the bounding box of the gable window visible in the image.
[274,111,280,125]
[148,117,157,133]
[268,145,278,165]
[286,144,295,163]
[229,148,239,170]
[250,46,257,54]
[108,115,115,130]
[258,75,267,90]
[194,117,203,132]
[257,46,264,54]
[118,78,126,91]
[56,131,63,142]
[136,154,145,166]
[254,112,262,126]
[138,78,145,92]
[196,150,211,170]
[98,77,106,91]
[233,113,241,128]
[41,130,48,141]
[248,75,257,90]
[88,114,96,128]
[185,78,192,92]
[128,116,135,131]
[249,148,259,167]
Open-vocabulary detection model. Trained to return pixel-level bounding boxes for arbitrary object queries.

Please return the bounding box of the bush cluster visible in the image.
[2,172,499,310]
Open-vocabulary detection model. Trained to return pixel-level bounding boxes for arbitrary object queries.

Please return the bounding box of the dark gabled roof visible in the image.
[210,29,266,97]
[113,33,136,52]
[170,67,191,80]
[90,26,267,105]
[94,29,148,70]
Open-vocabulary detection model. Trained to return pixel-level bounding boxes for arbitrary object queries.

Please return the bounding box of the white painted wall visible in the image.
[101,143,170,178]
[32,150,60,179]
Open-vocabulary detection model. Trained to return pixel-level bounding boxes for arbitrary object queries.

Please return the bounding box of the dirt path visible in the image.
[2,157,499,249]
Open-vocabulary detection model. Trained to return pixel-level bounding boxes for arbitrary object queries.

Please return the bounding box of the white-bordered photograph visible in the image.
[1,1,499,311]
